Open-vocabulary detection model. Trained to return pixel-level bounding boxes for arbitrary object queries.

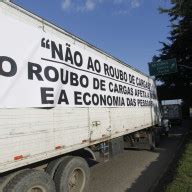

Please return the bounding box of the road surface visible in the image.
[89,120,189,192]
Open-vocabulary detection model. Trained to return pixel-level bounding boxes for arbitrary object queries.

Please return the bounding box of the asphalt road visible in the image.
[89,120,189,192]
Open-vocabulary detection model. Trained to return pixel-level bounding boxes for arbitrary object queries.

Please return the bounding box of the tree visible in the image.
[154,0,192,88]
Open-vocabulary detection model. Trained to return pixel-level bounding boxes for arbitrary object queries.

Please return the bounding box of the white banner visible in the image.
[0,11,157,108]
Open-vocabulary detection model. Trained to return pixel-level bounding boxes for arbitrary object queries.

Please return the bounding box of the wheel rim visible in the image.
[27,185,46,192]
[68,168,86,192]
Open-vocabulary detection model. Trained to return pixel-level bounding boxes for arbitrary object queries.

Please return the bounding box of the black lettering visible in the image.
[65,46,73,64]
[70,72,78,86]
[100,95,107,106]
[113,96,119,106]
[28,62,43,81]
[74,91,82,105]
[94,60,101,73]
[83,92,91,105]
[109,82,113,92]
[124,72,128,82]
[107,96,112,106]
[58,90,69,104]
[121,98,125,106]
[87,57,94,71]
[51,41,63,60]
[93,78,99,90]
[109,66,114,77]
[92,94,99,105]
[41,87,54,104]
[80,75,89,88]
[44,66,59,82]
[61,69,69,84]
[100,80,106,91]
[120,70,123,80]
[93,78,106,91]
[0,56,17,77]
[129,74,135,84]
[74,51,83,67]
[104,63,109,76]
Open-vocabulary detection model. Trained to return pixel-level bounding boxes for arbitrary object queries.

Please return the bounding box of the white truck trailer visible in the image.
[162,104,182,125]
[0,1,161,191]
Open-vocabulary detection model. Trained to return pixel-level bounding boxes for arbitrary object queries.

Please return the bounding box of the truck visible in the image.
[0,1,161,191]
[162,104,182,125]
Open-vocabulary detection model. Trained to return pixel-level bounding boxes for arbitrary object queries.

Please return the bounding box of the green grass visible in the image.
[165,131,192,192]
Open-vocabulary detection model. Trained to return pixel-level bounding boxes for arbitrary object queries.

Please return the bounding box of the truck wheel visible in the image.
[0,170,25,191]
[4,169,56,192]
[54,156,90,192]
[46,156,71,178]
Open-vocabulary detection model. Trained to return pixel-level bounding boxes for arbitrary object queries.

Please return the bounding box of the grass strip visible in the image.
[165,129,192,192]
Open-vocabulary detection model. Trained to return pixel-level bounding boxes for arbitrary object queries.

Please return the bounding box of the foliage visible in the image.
[154,0,192,88]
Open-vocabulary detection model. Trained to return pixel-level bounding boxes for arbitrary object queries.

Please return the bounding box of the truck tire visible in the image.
[54,156,90,192]
[0,170,25,191]
[46,156,71,178]
[3,169,56,192]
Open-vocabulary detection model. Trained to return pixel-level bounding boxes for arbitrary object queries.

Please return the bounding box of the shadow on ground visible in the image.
[126,120,190,192]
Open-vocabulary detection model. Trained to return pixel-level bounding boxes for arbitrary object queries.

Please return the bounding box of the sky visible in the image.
[14,0,171,75]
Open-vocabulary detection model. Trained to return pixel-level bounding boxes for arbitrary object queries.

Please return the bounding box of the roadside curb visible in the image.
[148,126,189,192]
